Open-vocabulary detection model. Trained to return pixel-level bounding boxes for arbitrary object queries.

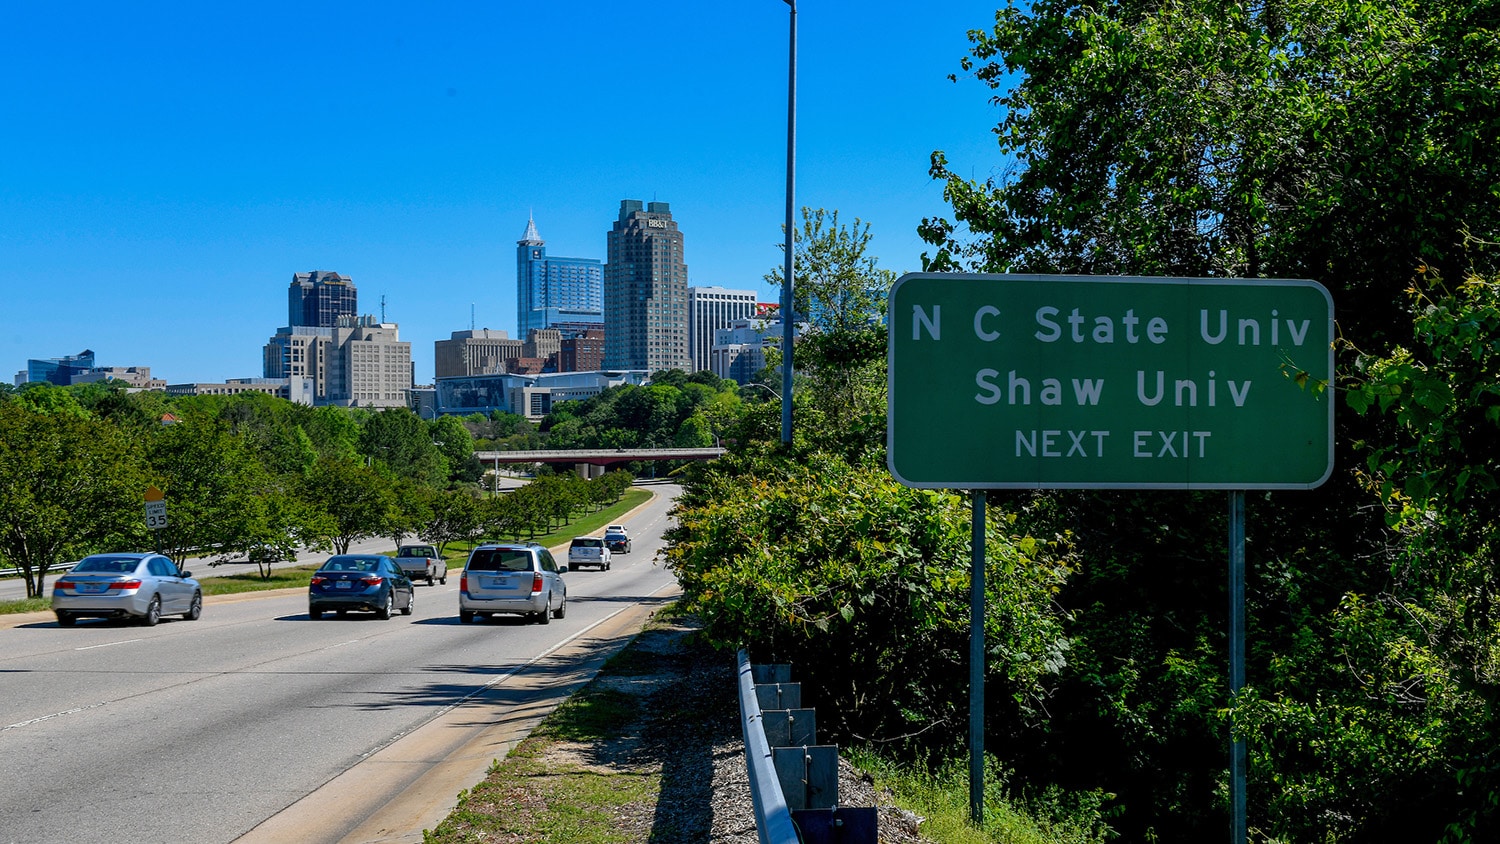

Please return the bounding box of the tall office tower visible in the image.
[516,215,604,338]
[288,271,358,328]
[604,200,690,371]
[688,286,757,373]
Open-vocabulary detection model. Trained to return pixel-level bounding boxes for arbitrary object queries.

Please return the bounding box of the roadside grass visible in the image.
[0,487,654,615]
[423,610,703,844]
[431,686,656,843]
[846,748,1116,844]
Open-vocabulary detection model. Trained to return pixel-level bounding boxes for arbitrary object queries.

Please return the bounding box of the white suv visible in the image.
[568,536,612,571]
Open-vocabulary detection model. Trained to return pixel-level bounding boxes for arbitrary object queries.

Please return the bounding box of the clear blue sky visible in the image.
[1,1,1006,384]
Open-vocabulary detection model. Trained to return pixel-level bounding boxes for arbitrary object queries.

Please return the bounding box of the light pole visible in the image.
[780,0,796,447]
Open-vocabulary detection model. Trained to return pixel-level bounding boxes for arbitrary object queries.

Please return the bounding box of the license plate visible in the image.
[336,581,352,590]
[485,576,507,588]
[79,583,107,594]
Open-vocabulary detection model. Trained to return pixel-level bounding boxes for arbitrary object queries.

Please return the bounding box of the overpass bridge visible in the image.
[474,447,725,478]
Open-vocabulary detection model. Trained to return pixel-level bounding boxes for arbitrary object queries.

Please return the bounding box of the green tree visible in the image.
[912,1,1500,839]
[0,404,144,596]
[145,412,277,567]
[426,488,482,557]
[304,456,395,554]
[431,414,482,485]
[768,207,897,335]
[361,408,446,486]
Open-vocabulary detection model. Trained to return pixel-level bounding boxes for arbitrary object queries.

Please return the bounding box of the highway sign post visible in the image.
[887,273,1334,836]
[144,485,167,555]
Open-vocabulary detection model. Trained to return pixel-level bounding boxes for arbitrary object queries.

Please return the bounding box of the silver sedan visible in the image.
[51,553,202,627]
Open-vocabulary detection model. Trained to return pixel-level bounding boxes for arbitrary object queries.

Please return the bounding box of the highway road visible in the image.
[0,484,682,844]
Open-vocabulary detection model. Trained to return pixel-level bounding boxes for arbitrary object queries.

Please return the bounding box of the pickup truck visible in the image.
[568,536,612,571]
[395,544,447,586]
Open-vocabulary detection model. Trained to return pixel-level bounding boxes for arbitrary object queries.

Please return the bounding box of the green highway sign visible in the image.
[887,274,1334,490]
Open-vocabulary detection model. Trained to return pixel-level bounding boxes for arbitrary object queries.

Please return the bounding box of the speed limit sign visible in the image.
[144,486,168,530]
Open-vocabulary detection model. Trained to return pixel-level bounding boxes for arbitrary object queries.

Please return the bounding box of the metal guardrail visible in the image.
[738,650,877,844]
[738,649,801,844]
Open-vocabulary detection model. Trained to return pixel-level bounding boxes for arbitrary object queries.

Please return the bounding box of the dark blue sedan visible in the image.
[308,555,414,620]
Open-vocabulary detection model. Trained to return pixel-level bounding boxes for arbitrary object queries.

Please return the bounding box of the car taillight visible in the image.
[531,573,543,593]
[310,575,328,586]
[460,574,468,592]
[54,580,75,591]
[108,580,142,590]
[361,575,384,586]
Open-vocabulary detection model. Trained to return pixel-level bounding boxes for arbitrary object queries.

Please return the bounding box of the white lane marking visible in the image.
[323,640,362,650]
[3,702,108,732]
[75,639,142,651]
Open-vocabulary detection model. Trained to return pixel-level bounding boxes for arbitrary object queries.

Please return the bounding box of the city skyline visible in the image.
[1,1,1003,384]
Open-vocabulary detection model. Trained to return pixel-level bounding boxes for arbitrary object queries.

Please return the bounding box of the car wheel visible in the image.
[376,591,393,620]
[309,608,323,620]
[537,597,552,625]
[401,589,414,616]
[56,611,76,627]
[553,594,567,620]
[184,592,202,621]
[605,559,612,571]
[427,572,435,587]
[142,596,161,627]
[440,571,447,585]
[459,610,474,624]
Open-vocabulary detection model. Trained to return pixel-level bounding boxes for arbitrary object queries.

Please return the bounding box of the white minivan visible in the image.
[459,543,566,624]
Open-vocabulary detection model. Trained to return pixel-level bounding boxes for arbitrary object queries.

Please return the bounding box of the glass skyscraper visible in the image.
[516,216,604,338]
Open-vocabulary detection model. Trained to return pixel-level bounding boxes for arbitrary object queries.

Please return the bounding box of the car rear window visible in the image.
[322,557,380,573]
[572,538,603,548]
[73,557,141,573]
[466,548,534,572]
[398,547,434,557]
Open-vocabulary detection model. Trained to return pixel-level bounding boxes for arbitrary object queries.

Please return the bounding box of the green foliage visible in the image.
[360,408,446,486]
[541,371,740,454]
[767,207,897,335]
[666,449,1074,746]
[922,0,1500,346]
[303,456,395,554]
[0,403,144,596]
[145,411,280,566]
[904,0,1500,838]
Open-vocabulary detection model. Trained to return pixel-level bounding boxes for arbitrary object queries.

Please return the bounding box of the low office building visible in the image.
[165,377,315,404]
[434,329,524,378]
[710,317,804,384]
[429,369,650,419]
[71,367,166,390]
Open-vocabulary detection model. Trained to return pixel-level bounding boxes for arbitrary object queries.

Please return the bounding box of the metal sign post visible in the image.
[144,485,168,556]
[1229,491,1247,843]
[970,490,986,825]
